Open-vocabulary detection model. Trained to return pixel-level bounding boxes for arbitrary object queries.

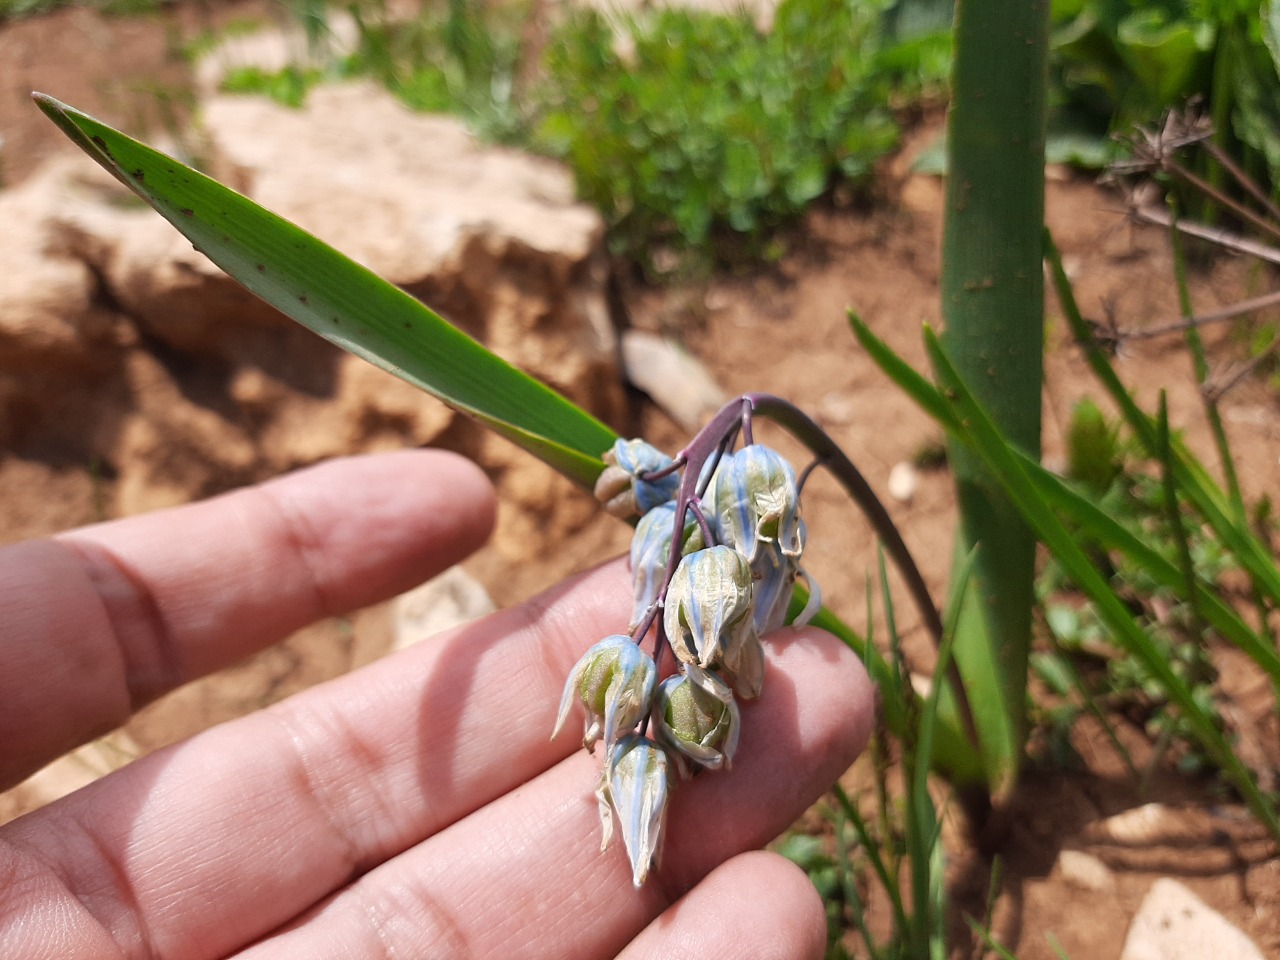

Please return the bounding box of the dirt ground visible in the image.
[2,4,1279,957]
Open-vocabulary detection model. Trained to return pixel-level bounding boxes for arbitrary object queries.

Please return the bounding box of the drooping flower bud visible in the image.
[553,635,656,751]
[706,445,804,562]
[628,502,705,632]
[751,536,802,634]
[593,439,681,520]
[663,545,756,676]
[652,669,740,774]
[597,734,673,887]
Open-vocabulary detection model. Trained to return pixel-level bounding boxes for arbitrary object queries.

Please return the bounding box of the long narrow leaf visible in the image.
[1046,231,1280,607]
[34,93,617,486]
[852,314,1280,683]
[923,328,1280,840]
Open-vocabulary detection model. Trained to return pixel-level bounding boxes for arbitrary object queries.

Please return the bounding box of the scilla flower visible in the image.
[706,445,805,562]
[652,669,741,774]
[593,439,680,520]
[628,502,704,631]
[553,635,656,751]
[596,735,673,887]
[664,546,755,674]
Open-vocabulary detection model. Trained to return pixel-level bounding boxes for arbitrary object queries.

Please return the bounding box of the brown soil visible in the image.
[2,6,1279,958]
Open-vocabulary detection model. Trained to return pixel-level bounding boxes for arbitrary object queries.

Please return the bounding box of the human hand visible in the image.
[0,449,873,959]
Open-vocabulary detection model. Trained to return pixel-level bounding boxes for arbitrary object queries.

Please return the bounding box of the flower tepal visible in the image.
[593,438,680,520]
[628,502,704,632]
[664,545,755,667]
[652,669,740,773]
[706,445,805,561]
[598,734,673,887]
[552,635,657,752]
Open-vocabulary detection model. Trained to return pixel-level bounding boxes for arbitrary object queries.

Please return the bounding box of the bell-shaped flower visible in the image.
[652,669,741,774]
[593,438,681,520]
[628,502,705,632]
[706,445,804,562]
[598,735,673,887]
[553,635,656,752]
[663,545,756,676]
[750,537,800,635]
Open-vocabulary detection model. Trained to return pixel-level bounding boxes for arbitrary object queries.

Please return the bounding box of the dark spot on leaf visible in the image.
[131,169,145,182]
[332,317,341,325]
[90,135,112,158]
[299,295,309,305]
[403,321,412,330]
[180,208,194,218]
[256,264,265,272]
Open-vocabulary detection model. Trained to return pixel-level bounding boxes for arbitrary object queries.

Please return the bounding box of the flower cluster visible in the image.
[553,436,818,886]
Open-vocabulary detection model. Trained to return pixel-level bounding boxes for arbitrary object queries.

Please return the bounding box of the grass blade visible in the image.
[923,327,1280,840]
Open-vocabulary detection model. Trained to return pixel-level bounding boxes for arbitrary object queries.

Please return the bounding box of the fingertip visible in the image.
[260,448,498,612]
[768,624,877,771]
[619,851,828,960]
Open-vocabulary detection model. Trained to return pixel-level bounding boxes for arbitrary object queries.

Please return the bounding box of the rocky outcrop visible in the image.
[1,82,627,566]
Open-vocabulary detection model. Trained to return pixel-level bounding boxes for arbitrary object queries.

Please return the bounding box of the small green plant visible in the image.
[536,0,898,271]
[1049,0,1280,195]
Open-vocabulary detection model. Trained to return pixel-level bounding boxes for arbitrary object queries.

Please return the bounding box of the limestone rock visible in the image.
[198,82,619,416]
[1055,849,1115,892]
[0,156,117,372]
[393,566,496,650]
[1121,878,1263,960]
[621,330,726,430]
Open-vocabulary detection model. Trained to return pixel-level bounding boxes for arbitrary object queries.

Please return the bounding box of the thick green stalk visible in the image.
[940,0,1049,799]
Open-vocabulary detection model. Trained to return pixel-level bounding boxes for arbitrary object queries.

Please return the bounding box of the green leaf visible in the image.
[922,327,1280,841]
[33,93,617,487]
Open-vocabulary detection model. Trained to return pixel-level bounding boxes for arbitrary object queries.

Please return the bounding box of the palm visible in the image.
[0,450,871,958]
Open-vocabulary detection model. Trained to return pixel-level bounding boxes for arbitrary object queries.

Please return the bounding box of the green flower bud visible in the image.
[597,734,673,887]
[653,669,740,774]
[706,445,804,562]
[593,439,680,520]
[628,502,705,631]
[663,545,756,677]
[553,635,656,751]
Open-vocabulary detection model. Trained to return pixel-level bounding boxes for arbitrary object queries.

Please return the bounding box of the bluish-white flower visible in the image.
[652,669,741,774]
[663,545,755,674]
[594,439,681,520]
[752,532,814,634]
[705,445,804,562]
[628,502,705,631]
[597,734,673,887]
[553,635,656,751]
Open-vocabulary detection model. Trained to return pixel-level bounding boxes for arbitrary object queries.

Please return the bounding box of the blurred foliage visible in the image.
[0,0,164,18]
[1037,402,1235,775]
[533,0,902,271]
[1049,0,1280,192]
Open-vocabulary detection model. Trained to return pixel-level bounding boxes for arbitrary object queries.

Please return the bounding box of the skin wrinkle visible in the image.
[65,811,158,960]
[259,709,366,885]
[55,536,184,715]
[0,836,128,960]
[252,482,336,624]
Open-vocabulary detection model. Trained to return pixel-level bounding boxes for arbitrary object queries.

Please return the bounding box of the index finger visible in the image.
[0,449,495,790]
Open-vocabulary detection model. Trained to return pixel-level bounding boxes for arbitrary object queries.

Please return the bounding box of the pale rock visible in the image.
[621,330,726,430]
[887,461,918,504]
[0,156,117,372]
[1055,849,1115,892]
[1101,802,1177,844]
[393,566,496,650]
[1121,878,1264,960]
